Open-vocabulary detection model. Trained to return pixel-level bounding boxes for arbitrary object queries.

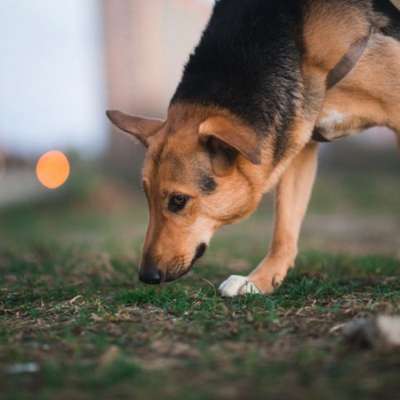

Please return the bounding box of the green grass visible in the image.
[1,166,400,399]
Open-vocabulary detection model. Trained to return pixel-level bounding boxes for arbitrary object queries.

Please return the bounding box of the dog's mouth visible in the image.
[163,243,207,283]
[193,243,207,263]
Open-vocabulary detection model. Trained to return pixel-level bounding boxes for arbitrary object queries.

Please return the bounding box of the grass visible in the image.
[0,159,400,399]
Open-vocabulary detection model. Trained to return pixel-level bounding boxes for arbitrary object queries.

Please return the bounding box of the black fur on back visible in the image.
[171,0,399,160]
[373,0,400,40]
[171,0,304,161]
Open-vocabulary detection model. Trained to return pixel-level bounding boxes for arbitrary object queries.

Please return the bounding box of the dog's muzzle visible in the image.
[139,266,162,285]
[139,243,208,285]
[139,254,162,284]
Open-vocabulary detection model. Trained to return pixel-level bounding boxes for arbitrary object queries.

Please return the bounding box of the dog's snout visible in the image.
[139,255,162,284]
[139,267,162,284]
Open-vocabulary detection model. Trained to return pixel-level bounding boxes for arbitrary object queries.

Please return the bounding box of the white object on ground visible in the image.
[219,275,261,297]
[6,362,40,374]
[342,315,400,348]
[376,315,400,346]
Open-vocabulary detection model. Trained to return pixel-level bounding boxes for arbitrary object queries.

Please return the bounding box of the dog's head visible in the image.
[107,105,266,284]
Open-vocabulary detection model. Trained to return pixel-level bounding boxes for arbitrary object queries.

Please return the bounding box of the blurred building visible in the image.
[103,0,213,172]
[0,0,107,158]
[0,0,394,168]
[0,0,214,203]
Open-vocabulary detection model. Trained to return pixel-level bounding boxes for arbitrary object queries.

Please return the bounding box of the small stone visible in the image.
[376,315,400,346]
[342,315,400,349]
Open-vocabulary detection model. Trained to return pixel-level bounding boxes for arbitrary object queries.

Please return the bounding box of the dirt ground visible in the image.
[0,152,399,399]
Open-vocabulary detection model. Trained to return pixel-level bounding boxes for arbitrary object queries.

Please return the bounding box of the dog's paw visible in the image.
[218,275,261,297]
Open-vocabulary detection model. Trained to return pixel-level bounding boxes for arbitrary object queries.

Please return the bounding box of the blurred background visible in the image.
[0,0,399,257]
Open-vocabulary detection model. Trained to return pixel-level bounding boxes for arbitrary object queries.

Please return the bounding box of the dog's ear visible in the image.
[106,110,164,147]
[199,116,261,176]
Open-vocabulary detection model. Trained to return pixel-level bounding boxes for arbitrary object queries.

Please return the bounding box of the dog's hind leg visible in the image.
[219,142,319,297]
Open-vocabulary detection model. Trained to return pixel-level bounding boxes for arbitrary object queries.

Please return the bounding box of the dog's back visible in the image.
[374,0,400,40]
[172,0,399,161]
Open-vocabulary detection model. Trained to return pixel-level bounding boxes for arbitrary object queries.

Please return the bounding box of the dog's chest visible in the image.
[318,110,347,130]
[315,109,359,141]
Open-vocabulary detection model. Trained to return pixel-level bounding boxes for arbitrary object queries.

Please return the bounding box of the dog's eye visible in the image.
[168,194,190,213]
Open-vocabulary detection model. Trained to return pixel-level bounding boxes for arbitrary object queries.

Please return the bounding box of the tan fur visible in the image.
[199,115,262,165]
[106,110,164,146]
[391,0,400,9]
[107,1,400,291]
[316,33,400,139]
[246,3,400,292]
[138,104,267,280]
[303,1,371,73]
[249,142,319,293]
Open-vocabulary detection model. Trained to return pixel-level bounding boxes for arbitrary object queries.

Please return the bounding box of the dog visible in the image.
[106,0,400,297]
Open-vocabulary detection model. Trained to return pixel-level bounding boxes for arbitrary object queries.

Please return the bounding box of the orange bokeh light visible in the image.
[36,151,70,189]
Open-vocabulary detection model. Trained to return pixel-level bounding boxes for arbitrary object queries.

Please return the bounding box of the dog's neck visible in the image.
[171,1,303,144]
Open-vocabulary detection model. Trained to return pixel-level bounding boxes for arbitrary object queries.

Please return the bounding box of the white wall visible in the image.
[0,0,107,157]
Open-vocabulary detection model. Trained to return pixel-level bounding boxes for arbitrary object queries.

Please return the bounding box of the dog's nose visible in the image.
[139,253,162,284]
[139,264,162,285]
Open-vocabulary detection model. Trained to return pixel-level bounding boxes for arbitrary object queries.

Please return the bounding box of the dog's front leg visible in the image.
[219,142,319,297]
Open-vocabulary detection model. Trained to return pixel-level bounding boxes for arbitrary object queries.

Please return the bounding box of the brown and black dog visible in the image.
[107,0,400,297]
